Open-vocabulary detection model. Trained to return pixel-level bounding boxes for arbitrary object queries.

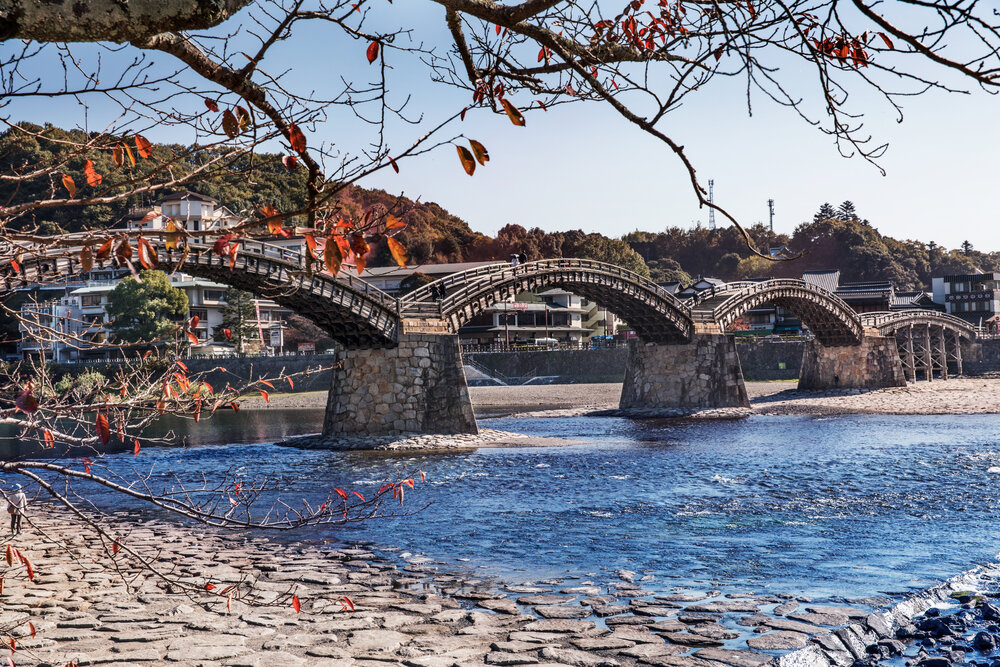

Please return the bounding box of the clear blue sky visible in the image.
[5,3,998,251]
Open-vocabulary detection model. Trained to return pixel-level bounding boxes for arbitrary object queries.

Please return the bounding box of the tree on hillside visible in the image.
[563,233,650,278]
[814,204,837,223]
[219,289,262,355]
[106,270,189,344]
[647,259,691,285]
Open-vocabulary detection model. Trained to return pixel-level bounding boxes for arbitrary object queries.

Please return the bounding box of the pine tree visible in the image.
[219,289,261,355]
[962,240,974,255]
[837,201,859,221]
[813,203,836,222]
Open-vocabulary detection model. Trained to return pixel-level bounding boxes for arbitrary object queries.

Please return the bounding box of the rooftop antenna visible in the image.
[768,198,775,232]
[708,180,716,230]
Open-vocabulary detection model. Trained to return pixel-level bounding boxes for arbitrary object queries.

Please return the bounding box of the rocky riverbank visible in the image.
[4,503,962,667]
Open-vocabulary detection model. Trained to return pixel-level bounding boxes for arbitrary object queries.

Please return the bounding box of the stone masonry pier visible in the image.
[619,331,750,413]
[322,319,478,437]
[798,331,907,391]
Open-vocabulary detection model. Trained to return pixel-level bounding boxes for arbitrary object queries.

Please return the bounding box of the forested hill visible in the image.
[1,126,991,290]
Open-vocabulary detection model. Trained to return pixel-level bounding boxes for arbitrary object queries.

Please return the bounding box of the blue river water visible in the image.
[15,411,1000,605]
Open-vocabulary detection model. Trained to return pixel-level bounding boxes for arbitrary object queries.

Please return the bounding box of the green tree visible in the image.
[106,270,188,344]
[220,289,262,355]
[647,258,691,285]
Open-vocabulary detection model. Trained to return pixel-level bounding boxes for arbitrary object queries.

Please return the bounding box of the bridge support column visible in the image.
[619,333,749,412]
[322,319,478,437]
[798,331,906,390]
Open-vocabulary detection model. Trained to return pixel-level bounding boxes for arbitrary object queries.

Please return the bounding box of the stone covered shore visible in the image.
[2,504,959,667]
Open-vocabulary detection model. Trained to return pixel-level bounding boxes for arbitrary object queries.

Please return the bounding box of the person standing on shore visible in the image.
[8,484,26,534]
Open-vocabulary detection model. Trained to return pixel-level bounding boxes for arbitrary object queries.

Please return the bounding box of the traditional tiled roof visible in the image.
[802,269,840,293]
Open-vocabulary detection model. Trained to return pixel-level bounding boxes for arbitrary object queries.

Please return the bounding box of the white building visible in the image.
[17,273,290,361]
[126,191,241,241]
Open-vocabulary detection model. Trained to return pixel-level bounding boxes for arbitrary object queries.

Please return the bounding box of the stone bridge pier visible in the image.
[619,328,750,412]
[322,319,478,437]
[798,331,906,390]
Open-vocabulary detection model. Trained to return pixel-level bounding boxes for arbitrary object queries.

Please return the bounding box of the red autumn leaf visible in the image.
[14,388,38,414]
[203,381,214,394]
[190,315,200,330]
[282,155,298,170]
[288,123,306,153]
[96,238,113,260]
[419,470,426,481]
[112,539,120,555]
[259,380,274,389]
[500,98,526,127]
[4,545,12,566]
[287,377,294,390]
[334,488,348,500]
[28,622,34,639]
[350,234,370,274]
[342,595,355,611]
[378,483,395,494]
[879,32,894,50]
[292,595,301,613]
[205,582,217,591]
[84,159,102,187]
[134,439,141,457]
[401,478,415,489]
[61,173,76,198]
[137,237,158,269]
[213,234,235,256]
[222,109,239,138]
[112,144,124,167]
[95,415,110,445]
[456,145,476,176]
[387,237,409,267]
[366,40,380,63]
[42,430,54,448]
[123,142,136,167]
[353,491,365,501]
[135,134,153,158]
[204,98,220,112]
[259,389,269,403]
[227,593,233,612]
[235,105,252,131]
[234,481,242,495]
[223,328,233,340]
[460,107,468,121]
[230,401,240,412]
[388,156,399,173]
[186,331,199,345]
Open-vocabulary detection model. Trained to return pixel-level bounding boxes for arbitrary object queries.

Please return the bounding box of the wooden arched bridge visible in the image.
[6,239,980,438]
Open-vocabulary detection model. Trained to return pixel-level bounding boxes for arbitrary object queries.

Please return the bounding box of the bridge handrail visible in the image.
[686,279,824,308]
[402,258,691,318]
[183,239,400,312]
[404,262,510,304]
[860,310,977,335]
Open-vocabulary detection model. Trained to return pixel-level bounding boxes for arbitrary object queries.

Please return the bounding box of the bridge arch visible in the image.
[14,240,401,348]
[688,280,864,346]
[401,259,693,344]
[859,310,977,340]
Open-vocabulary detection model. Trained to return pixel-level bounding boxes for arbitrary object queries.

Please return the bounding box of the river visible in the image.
[15,409,1000,608]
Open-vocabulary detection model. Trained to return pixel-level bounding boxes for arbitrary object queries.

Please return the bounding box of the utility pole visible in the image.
[768,199,775,232]
[708,180,716,230]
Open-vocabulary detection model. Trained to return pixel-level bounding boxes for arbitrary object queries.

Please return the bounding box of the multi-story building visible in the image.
[17,273,291,361]
[126,191,241,241]
[931,272,1000,327]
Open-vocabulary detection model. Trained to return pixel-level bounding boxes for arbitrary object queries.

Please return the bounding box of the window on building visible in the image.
[189,308,208,323]
[204,290,225,302]
[81,295,103,307]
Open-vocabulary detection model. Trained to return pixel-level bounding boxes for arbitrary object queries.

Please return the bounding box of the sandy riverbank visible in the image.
[241,379,1000,418]
[5,503,899,667]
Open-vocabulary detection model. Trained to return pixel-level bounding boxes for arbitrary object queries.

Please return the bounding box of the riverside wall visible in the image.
[466,339,805,384]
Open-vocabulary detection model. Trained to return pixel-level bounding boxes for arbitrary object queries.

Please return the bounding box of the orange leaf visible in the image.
[96,238,113,261]
[190,315,200,330]
[205,582,217,591]
[186,331,199,345]
[223,328,233,340]
[353,491,365,501]
[388,156,399,173]
[259,389,269,403]
[500,98,526,127]
[385,214,406,230]
[227,593,233,612]
[230,401,240,412]
[419,470,426,481]
[134,439,141,457]
[366,41,380,63]
[95,414,111,445]
[288,123,306,153]
[28,622,34,639]
[61,173,76,198]
[205,98,220,112]
[342,595,355,611]
[80,245,94,272]
[42,430,54,448]
[84,159,102,187]
[292,594,301,613]
[879,32,894,50]
[5,545,12,567]
[334,488,348,500]
[112,539,120,555]
[350,234,369,274]
[135,134,153,158]
[282,155,298,170]
[259,380,274,389]
[323,236,343,275]
[112,144,124,167]
[387,237,408,267]
[287,377,294,390]
[469,140,489,165]
[304,235,319,259]
[235,105,252,131]
[456,145,476,176]
[123,142,136,167]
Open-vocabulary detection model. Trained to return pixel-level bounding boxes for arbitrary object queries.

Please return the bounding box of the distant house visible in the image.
[931,272,1000,326]
[834,280,894,313]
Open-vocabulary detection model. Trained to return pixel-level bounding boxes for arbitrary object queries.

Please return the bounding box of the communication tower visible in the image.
[708,180,716,230]
[768,198,775,232]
